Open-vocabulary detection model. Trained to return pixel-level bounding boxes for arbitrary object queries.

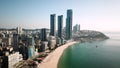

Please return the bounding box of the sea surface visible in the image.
[58,32,120,68]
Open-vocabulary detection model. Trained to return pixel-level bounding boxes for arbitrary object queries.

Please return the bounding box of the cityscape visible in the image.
[0,0,120,68]
[0,9,81,68]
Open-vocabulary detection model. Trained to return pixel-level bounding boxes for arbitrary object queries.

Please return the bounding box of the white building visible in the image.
[16,27,23,35]
[3,52,23,68]
[48,36,56,49]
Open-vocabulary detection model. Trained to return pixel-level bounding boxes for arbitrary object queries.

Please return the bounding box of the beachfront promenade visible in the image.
[37,41,77,68]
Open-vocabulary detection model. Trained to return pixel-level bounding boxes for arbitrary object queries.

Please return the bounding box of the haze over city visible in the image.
[0,0,120,31]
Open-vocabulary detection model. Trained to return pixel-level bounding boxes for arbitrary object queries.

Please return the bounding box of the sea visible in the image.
[58,31,120,68]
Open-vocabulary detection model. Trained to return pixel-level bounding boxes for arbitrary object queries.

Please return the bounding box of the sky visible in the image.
[0,0,120,32]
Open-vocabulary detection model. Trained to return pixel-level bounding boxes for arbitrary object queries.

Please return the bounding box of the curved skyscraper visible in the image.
[66,9,73,40]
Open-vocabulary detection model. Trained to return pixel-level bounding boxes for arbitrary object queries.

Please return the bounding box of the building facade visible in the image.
[58,15,63,38]
[13,34,19,51]
[2,52,22,68]
[41,28,47,41]
[73,24,80,33]
[50,14,56,36]
[16,27,23,35]
[66,9,73,40]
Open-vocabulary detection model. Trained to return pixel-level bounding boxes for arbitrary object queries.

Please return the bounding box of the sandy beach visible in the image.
[37,41,77,68]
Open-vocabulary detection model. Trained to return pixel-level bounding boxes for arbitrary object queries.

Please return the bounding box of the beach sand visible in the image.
[37,41,77,68]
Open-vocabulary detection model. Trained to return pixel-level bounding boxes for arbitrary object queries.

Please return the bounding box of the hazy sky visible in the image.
[0,0,120,31]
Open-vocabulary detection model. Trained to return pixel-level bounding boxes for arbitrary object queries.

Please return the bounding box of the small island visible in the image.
[73,30,109,43]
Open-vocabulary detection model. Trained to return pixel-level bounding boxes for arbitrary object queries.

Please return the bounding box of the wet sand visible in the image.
[37,41,77,68]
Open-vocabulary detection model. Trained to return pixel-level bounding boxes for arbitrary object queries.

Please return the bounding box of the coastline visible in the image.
[37,41,77,68]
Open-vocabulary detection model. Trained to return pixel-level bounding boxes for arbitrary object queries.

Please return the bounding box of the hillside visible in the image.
[73,30,109,42]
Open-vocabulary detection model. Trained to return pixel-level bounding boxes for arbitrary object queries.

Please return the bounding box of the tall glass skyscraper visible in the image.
[41,28,47,41]
[66,9,73,40]
[58,15,63,38]
[50,14,56,36]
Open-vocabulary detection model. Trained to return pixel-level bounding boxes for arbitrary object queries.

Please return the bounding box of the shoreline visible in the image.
[37,41,77,68]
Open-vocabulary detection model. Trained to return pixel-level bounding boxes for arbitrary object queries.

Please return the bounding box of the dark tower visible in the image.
[13,34,19,51]
[50,14,56,36]
[66,9,73,40]
[58,15,63,38]
[41,28,47,41]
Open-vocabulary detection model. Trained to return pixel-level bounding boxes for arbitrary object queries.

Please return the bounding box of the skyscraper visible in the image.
[73,24,80,33]
[58,15,63,38]
[50,14,56,36]
[16,27,23,35]
[40,28,48,52]
[13,34,19,51]
[66,9,73,40]
[41,28,47,41]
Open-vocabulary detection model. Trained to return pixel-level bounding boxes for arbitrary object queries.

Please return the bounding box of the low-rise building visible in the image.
[2,52,22,68]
